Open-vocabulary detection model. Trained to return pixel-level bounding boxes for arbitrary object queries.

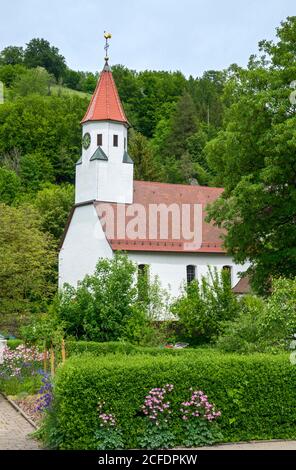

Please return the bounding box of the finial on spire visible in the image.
[104,31,112,64]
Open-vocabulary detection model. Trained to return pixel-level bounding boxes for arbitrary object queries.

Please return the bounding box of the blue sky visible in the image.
[1,0,295,76]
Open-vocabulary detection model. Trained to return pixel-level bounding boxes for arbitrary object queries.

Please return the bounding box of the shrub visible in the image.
[0,344,44,395]
[54,252,170,344]
[6,339,23,349]
[172,267,239,343]
[259,277,296,348]
[65,340,203,358]
[216,278,296,353]
[42,351,296,449]
[216,295,265,353]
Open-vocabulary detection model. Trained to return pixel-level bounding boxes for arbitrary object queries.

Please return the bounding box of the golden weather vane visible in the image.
[104,31,112,62]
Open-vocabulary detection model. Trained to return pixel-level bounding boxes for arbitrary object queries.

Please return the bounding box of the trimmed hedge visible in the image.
[65,340,207,357]
[6,339,22,349]
[47,351,296,449]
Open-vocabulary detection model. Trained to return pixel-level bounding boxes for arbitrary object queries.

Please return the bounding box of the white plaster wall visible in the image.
[75,121,133,204]
[59,204,113,288]
[128,251,250,299]
[81,121,128,165]
[59,208,250,296]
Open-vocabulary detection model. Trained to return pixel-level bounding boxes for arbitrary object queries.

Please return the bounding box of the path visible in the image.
[195,440,296,450]
[0,394,40,450]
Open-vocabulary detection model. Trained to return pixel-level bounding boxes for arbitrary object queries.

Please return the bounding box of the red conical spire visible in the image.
[81,63,129,125]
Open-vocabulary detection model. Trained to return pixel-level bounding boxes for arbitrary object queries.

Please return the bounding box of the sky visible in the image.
[1,0,295,77]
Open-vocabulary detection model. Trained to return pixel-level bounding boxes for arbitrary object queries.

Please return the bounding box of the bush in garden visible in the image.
[42,351,296,449]
[216,278,296,353]
[54,252,170,344]
[0,344,44,379]
[94,401,124,450]
[259,277,296,349]
[215,295,265,353]
[180,390,222,446]
[139,384,175,449]
[172,267,239,343]
[35,371,53,412]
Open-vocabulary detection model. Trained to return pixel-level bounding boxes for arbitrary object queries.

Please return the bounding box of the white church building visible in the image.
[59,54,250,297]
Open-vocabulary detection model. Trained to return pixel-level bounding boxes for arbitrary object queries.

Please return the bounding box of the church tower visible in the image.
[75,35,133,204]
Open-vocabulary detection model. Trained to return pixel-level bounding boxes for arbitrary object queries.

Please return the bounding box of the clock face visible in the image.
[82,132,91,150]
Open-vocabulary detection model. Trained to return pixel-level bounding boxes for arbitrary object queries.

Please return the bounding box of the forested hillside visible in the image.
[0,17,296,331]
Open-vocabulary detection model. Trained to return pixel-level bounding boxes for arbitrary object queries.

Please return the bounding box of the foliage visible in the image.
[20,152,54,192]
[42,351,296,449]
[205,16,296,292]
[0,166,21,204]
[23,38,66,80]
[0,203,56,333]
[139,384,175,449]
[20,313,65,349]
[0,46,24,66]
[35,371,53,412]
[54,253,169,344]
[0,94,87,184]
[95,401,124,450]
[65,340,196,358]
[0,344,44,395]
[12,67,54,97]
[0,64,27,87]
[0,344,44,378]
[181,389,222,446]
[33,183,74,240]
[128,129,161,181]
[216,278,296,352]
[215,295,265,353]
[171,268,238,342]
[259,277,296,348]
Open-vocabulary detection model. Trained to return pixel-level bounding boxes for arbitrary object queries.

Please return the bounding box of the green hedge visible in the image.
[47,352,296,449]
[65,340,204,357]
[6,339,22,349]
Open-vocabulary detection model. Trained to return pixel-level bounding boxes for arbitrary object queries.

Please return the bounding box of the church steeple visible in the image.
[75,34,133,205]
[81,66,129,125]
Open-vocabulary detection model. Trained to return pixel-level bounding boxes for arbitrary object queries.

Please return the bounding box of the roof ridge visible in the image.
[134,180,224,191]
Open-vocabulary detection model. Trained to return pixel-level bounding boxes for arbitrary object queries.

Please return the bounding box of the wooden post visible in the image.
[43,343,47,373]
[50,342,55,377]
[61,338,66,364]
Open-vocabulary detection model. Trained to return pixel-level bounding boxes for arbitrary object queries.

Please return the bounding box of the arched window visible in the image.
[186,265,196,284]
[222,265,232,283]
[138,264,149,301]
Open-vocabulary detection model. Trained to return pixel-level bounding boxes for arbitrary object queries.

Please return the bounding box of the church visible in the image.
[59,43,250,297]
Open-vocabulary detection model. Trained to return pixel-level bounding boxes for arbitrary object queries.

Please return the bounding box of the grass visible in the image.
[0,375,42,396]
[50,85,91,99]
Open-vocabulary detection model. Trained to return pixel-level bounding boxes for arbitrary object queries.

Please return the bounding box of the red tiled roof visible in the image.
[81,66,129,124]
[232,275,251,294]
[94,180,226,253]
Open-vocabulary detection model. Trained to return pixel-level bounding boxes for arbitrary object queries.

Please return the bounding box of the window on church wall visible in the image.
[138,264,149,301]
[222,265,232,283]
[124,137,127,150]
[97,134,102,146]
[113,134,118,147]
[186,265,196,284]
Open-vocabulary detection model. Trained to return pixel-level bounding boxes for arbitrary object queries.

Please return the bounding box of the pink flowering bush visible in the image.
[94,401,124,449]
[180,389,223,446]
[0,344,44,379]
[139,385,222,448]
[139,384,176,449]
